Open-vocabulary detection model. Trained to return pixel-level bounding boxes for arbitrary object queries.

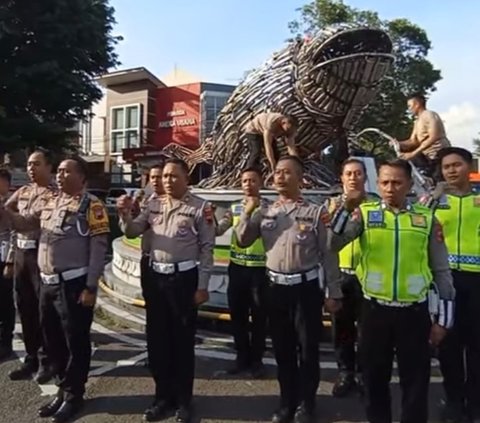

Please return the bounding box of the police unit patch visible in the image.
[367,210,384,227]
[410,214,427,228]
[92,204,104,220]
[87,202,110,236]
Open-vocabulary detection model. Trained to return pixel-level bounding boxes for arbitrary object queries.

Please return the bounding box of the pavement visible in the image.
[0,313,447,423]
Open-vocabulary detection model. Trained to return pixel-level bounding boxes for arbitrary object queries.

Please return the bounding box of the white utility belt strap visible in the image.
[340,268,356,275]
[268,268,318,286]
[0,240,9,263]
[17,239,37,249]
[151,260,197,275]
[40,267,88,285]
[365,294,427,308]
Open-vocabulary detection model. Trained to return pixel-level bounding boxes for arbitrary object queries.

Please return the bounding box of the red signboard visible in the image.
[155,83,201,149]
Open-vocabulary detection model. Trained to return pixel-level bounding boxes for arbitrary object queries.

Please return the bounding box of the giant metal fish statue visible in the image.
[197,23,394,188]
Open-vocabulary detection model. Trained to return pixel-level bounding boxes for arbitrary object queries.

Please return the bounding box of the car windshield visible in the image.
[108,189,127,198]
[472,182,480,194]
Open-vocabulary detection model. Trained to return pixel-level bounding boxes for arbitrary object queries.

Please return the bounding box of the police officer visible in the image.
[329,159,455,423]
[235,156,343,423]
[117,158,215,423]
[324,158,369,397]
[421,147,480,423]
[216,167,268,378]
[133,164,164,297]
[3,156,110,422]
[4,149,54,383]
[0,169,15,361]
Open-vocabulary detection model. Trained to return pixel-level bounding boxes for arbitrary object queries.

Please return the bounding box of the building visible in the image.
[79,67,235,186]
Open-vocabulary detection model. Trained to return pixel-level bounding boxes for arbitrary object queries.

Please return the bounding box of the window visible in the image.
[110,104,141,153]
[200,91,233,142]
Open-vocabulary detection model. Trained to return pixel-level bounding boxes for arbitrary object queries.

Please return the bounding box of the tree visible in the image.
[0,0,120,155]
[289,0,442,142]
[473,135,480,156]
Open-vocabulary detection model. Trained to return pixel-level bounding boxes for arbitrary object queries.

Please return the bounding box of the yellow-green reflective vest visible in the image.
[434,193,480,272]
[339,239,361,271]
[230,203,266,267]
[356,202,433,302]
[337,197,373,272]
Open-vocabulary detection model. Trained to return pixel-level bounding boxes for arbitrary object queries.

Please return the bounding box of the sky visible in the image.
[109,0,480,151]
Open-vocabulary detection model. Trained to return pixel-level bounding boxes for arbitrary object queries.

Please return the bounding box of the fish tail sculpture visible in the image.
[196,23,394,188]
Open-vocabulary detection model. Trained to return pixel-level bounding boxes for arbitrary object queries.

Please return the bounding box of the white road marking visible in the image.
[116,352,148,367]
[91,322,145,347]
[11,319,443,398]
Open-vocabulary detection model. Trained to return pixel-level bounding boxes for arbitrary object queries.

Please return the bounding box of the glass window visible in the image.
[110,104,141,153]
[112,108,124,130]
[206,107,216,122]
[111,132,124,153]
[126,130,139,148]
[205,96,216,108]
[126,106,139,129]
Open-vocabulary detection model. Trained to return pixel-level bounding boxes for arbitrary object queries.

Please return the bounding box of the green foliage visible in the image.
[473,136,480,156]
[289,0,442,145]
[0,0,121,154]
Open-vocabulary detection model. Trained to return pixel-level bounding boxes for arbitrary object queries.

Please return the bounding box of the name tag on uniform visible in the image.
[367,210,384,227]
[178,212,195,218]
[295,216,314,223]
[410,214,427,228]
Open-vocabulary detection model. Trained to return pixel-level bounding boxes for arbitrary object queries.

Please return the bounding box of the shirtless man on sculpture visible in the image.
[244,112,298,173]
[397,93,450,177]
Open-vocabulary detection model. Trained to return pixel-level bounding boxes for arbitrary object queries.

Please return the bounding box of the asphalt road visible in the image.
[1,320,446,423]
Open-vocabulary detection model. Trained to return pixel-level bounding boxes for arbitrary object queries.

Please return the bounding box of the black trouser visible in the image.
[245,133,281,169]
[0,262,15,349]
[140,255,149,296]
[438,270,480,418]
[15,249,48,369]
[333,273,363,374]
[39,275,94,402]
[143,266,198,406]
[360,299,431,423]
[266,277,324,410]
[227,262,267,367]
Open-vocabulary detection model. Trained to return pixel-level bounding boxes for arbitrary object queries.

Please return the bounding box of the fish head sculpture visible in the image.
[200,24,395,188]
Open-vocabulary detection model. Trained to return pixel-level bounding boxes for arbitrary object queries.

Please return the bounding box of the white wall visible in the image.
[80,94,107,155]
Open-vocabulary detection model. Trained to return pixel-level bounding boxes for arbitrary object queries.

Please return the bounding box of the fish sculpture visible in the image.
[197,23,394,188]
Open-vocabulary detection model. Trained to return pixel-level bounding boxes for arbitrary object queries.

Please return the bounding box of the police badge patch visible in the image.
[410,214,427,228]
[296,222,312,241]
[367,210,384,227]
[176,220,190,237]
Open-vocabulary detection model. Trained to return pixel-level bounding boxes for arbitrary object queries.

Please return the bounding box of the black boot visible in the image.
[38,397,64,418]
[34,367,55,385]
[51,399,84,423]
[332,371,356,398]
[294,403,314,423]
[175,404,192,423]
[441,401,466,423]
[272,407,295,423]
[9,361,38,380]
[143,399,174,422]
